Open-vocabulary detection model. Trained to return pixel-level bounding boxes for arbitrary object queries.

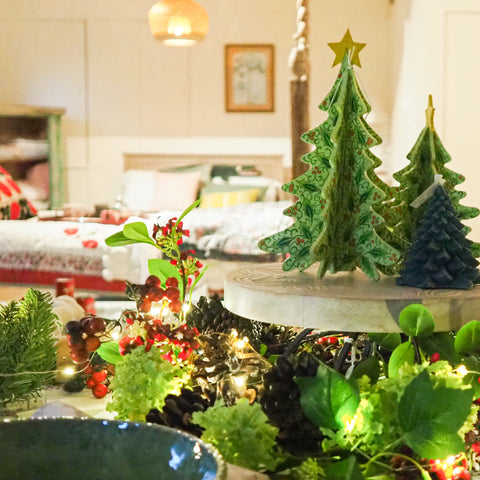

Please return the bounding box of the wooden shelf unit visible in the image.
[0,104,65,208]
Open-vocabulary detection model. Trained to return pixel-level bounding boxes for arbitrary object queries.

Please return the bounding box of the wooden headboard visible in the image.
[123,153,289,184]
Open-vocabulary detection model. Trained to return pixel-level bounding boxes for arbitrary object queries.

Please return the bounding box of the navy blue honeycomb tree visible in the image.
[397,185,479,290]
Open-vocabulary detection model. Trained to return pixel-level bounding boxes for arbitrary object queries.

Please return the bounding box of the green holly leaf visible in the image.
[122,222,156,246]
[325,456,365,480]
[148,258,183,295]
[399,304,435,337]
[399,370,474,459]
[455,320,480,354]
[388,340,414,378]
[96,341,122,365]
[368,332,401,351]
[295,362,359,430]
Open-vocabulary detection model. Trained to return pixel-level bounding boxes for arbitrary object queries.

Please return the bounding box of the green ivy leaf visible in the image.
[398,304,435,338]
[388,340,414,378]
[96,341,122,365]
[350,356,381,384]
[105,231,138,247]
[399,370,474,459]
[123,222,156,246]
[462,356,480,397]
[368,332,401,351]
[325,456,365,480]
[418,333,461,364]
[295,362,360,430]
[148,259,183,295]
[455,320,480,354]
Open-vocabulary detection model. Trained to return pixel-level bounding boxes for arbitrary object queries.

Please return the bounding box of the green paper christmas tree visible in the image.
[391,95,480,258]
[397,185,479,289]
[259,30,401,281]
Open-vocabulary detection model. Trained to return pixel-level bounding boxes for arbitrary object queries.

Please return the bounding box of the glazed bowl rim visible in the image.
[0,417,227,480]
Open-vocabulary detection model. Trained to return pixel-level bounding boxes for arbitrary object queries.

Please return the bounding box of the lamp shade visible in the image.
[148,0,209,46]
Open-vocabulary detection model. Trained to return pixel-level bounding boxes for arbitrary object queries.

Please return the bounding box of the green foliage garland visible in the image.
[192,398,286,473]
[106,346,191,421]
[0,289,58,405]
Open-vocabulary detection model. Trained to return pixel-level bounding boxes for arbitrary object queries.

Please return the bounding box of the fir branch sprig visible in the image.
[0,289,59,405]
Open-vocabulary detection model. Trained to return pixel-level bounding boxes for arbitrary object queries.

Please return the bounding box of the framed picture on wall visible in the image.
[225,44,275,112]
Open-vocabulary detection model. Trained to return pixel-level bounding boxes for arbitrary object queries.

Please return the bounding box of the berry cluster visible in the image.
[137,275,182,314]
[64,315,106,364]
[85,367,109,399]
[427,457,470,480]
[151,215,204,301]
[153,217,190,252]
[118,308,199,363]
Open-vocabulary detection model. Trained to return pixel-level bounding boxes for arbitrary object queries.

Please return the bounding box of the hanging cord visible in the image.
[333,334,360,372]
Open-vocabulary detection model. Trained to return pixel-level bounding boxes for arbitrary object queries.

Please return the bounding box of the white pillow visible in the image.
[122,169,201,211]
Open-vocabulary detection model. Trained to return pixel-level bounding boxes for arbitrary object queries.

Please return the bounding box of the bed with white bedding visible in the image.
[0,152,292,293]
[0,201,291,293]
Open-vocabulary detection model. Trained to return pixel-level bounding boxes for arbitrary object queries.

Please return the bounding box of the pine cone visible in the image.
[187,295,297,354]
[145,387,214,437]
[260,352,323,457]
[188,294,262,342]
[191,333,271,406]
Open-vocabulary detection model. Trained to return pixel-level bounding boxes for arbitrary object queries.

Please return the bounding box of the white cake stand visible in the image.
[224,263,480,332]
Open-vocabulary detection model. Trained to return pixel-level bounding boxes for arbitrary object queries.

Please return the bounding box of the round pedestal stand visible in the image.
[224,263,480,332]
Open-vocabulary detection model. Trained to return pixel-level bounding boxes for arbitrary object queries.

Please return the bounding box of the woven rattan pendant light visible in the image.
[148,0,209,46]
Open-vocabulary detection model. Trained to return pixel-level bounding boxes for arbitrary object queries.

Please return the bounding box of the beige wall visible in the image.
[0,0,396,206]
[389,0,480,242]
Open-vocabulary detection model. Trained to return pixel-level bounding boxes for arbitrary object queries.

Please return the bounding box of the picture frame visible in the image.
[225,44,275,113]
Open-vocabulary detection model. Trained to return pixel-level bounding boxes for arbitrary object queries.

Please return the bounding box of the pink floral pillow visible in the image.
[0,166,37,219]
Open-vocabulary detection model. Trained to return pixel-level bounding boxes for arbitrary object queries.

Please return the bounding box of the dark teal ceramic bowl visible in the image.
[0,418,226,480]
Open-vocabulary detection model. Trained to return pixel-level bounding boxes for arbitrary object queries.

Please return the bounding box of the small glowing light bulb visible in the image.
[149,301,163,317]
[232,375,247,387]
[63,366,76,376]
[235,339,246,350]
[456,365,468,377]
[181,303,190,313]
[344,414,357,432]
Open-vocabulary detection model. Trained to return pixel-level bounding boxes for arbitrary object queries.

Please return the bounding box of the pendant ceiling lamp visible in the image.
[148,0,209,47]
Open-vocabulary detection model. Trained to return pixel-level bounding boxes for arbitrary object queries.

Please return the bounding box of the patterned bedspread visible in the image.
[0,201,291,288]
[148,201,292,259]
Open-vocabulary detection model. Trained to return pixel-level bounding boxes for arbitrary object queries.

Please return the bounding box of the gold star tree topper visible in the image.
[328,29,366,67]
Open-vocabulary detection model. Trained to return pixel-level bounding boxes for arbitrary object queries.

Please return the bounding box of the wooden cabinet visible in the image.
[0,104,65,208]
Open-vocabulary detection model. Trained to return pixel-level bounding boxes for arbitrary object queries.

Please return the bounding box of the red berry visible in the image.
[67,335,86,351]
[169,299,182,314]
[86,377,96,389]
[138,298,152,313]
[165,286,180,300]
[145,275,161,288]
[328,336,338,345]
[91,369,108,383]
[81,316,106,335]
[85,335,101,352]
[430,352,440,363]
[149,286,165,302]
[166,277,179,288]
[64,320,82,335]
[92,383,108,399]
[318,337,329,346]
[70,349,89,364]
